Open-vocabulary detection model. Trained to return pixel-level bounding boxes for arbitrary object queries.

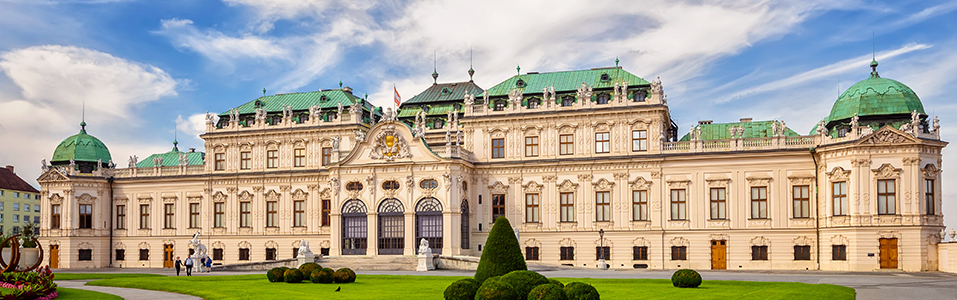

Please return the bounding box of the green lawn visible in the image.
[56,287,124,300]
[84,274,855,300]
[55,273,164,280]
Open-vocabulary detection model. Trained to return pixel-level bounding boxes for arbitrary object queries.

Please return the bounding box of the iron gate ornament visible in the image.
[0,234,44,273]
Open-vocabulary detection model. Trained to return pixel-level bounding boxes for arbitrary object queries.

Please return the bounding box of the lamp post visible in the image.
[598,229,608,269]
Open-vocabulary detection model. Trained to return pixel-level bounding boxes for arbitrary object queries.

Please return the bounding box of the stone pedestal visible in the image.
[298,254,315,267]
[597,259,609,270]
[417,253,434,272]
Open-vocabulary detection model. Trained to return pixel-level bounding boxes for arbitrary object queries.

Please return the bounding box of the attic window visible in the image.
[562,96,574,107]
[597,93,610,104]
[516,79,525,87]
[528,98,540,109]
[254,100,263,107]
[319,95,328,102]
[442,87,452,95]
[600,74,610,81]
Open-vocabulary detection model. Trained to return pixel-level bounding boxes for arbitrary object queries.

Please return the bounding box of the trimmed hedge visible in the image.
[474,278,518,300]
[266,267,285,283]
[299,262,321,276]
[564,282,599,300]
[474,216,527,283]
[528,284,568,300]
[333,268,357,283]
[671,269,702,288]
[283,269,304,283]
[548,278,564,288]
[500,270,549,298]
[313,268,335,283]
[443,278,480,300]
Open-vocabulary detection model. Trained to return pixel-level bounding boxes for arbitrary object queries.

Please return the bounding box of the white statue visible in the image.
[349,102,360,116]
[416,238,434,271]
[771,121,780,137]
[153,156,163,166]
[456,129,463,146]
[355,129,365,143]
[227,109,236,122]
[482,90,489,107]
[650,77,663,95]
[231,109,240,122]
[850,113,859,129]
[508,88,523,110]
[576,82,593,103]
[331,135,340,152]
[933,116,940,133]
[620,81,629,103]
[464,91,475,106]
[779,120,786,135]
[298,240,314,259]
[205,111,215,124]
[446,110,453,129]
[384,107,395,121]
[816,120,828,136]
[911,110,920,125]
[696,126,703,140]
[337,102,344,116]
[309,104,318,117]
[736,126,744,138]
[189,231,208,270]
[254,107,266,123]
[418,238,431,255]
[179,153,189,166]
[690,126,697,141]
[128,155,138,168]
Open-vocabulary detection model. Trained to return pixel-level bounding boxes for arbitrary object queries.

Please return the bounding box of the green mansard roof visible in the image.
[403,81,484,105]
[136,142,205,168]
[484,67,651,97]
[51,122,112,164]
[397,103,463,118]
[825,61,924,124]
[679,120,799,141]
[219,88,375,116]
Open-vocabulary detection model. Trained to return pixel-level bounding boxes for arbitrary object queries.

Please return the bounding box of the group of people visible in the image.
[174,255,213,276]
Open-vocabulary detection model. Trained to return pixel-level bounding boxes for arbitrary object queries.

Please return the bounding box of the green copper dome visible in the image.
[826,61,924,123]
[51,123,112,164]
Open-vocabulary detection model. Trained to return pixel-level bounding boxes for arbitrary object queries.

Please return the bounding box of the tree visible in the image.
[474,216,527,283]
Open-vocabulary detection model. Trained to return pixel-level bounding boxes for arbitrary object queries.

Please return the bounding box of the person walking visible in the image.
[184,256,194,276]
[205,255,212,272]
[198,256,206,273]
[174,257,182,276]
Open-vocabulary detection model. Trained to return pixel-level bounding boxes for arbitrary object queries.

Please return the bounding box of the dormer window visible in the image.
[635,91,646,102]
[562,96,574,107]
[254,100,263,107]
[528,99,540,109]
[600,73,610,81]
[319,95,328,102]
[516,79,525,87]
[597,93,610,104]
[442,87,452,95]
[494,100,507,111]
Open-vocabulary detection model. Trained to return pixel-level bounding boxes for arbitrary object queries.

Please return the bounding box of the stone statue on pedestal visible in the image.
[416,238,434,271]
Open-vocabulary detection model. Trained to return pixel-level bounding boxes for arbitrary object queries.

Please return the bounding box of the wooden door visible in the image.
[711,240,727,270]
[879,238,898,269]
[163,244,174,268]
[50,245,59,269]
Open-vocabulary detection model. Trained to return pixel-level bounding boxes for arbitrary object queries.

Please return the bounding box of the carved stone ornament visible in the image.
[77,193,96,204]
[292,189,308,201]
[238,191,253,202]
[787,171,815,186]
[37,169,68,182]
[558,179,578,193]
[750,236,770,246]
[632,237,649,247]
[523,181,542,193]
[851,159,871,167]
[830,235,849,245]
[593,178,614,191]
[670,237,689,247]
[705,175,731,187]
[827,167,851,182]
[792,236,812,246]
[666,176,690,189]
[922,164,940,179]
[902,157,921,166]
[49,193,63,205]
[369,124,413,161]
[559,238,577,247]
[858,128,914,145]
[212,192,227,202]
[746,173,772,187]
[872,164,901,180]
[489,181,509,194]
[329,178,340,196]
[630,177,652,190]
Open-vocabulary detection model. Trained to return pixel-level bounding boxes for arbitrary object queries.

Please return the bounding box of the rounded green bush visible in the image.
[548,279,564,288]
[499,270,549,298]
[283,268,304,283]
[671,269,702,288]
[528,284,568,300]
[266,267,285,283]
[313,268,335,283]
[563,282,599,300]
[333,267,357,283]
[475,278,518,300]
[299,262,321,276]
[474,216,527,283]
[443,278,480,300]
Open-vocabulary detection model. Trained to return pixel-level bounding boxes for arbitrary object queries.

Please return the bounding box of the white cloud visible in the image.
[155,18,291,68]
[176,113,212,139]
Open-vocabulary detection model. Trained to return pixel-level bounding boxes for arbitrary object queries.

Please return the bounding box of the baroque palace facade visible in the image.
[37,59,947,272]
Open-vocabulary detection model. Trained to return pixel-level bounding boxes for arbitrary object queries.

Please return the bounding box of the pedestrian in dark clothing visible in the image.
[184,257,194,276]
[205,255,212,272]
[174,257,182,276]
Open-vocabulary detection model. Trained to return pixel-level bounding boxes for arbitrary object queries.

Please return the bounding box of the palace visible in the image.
[37,59,947,271]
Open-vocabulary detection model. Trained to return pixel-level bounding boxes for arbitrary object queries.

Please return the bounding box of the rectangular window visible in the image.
[13,192,18,198]
[23,204,29,212]
[877,179,896,215]
[139,204,150,229]
[266,201,277,227]
[240,202,251,227]
[189,203,200,228]
[633,246,648,260]
[294,148,306,167]
[164,203,175,229]
[213,248,224,261]
[13,215,19,223]
[293,200,305,227]
[751,187,768,219]
[559,134,574,155]
[671,246,687,260]
[321,147,332,166]
[710,188,726,220]
[33,216,39,223]
[633,190,647,221]
[595,132,609,153]
[240,151,251,170]
[525,136,539,157]
[560,192,575,222]
[595,191,610,222]
[560,246,574,260]
[833,182,847,216]
[267,150,278,168]
[926,179,936,215]
[214,202,225,228]
[321,199,331,226]
[596,246,610,260]
[116,205,126,229]
[239,248,250,261]
[832,245,847,261]
[492,194,506,221]
[265,248,276,261]
[79,204,92,229]
[525,194,539,223]
[139,249,149,261]
[751,246,768,260]
[792,185,810,218]
[50,204,61,229]
[13,203,18,211]
[525,247,540,261]
[115,249,125,261]
[78,249,92,261]
[214,153,225,171]
[670,189,686,220]
[491,138,505,158]
[632,130,647,151]
[794,245,811,260]
[34,204,39,212]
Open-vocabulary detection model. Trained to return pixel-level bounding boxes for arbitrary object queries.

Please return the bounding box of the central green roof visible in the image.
[51,122,112,164]
[136,142,205,168]
[219,88,374,116]
[826,61,924,124]
[679,120,799,141]
[403,81,484,105]
[484,67,650,96]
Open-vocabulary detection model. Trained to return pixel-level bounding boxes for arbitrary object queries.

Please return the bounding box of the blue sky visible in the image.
[1,0,957,229]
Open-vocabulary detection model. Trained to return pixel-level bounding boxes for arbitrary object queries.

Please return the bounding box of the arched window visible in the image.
[346,182,363,192]
[528,98,540,109]
[562,96,574,107]
[494,100,507,111]
[341,199,368,255]
[461,200,470,250]
[597,93,610,104]
[377,199,405,255]
[416,197,444,254]
[420,179,439,189]
[382,180,400,191]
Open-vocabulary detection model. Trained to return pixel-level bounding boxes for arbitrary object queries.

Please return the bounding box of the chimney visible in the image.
[740,118,752,123]
[189,148,196,153]
[342,86,353,94]
[5,165,12,173]
[698,120,713,125]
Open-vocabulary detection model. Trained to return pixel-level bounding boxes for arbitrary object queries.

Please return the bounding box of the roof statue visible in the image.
[69,159,75,171]
[577,82,593,103]
[41,159,48,173]
[332,135,340,153]
[482,90,489,105]
[771,121,780,137]
[464,91,475,106]
[816,120,828,136]
[850,114,859,131]
[254,107,266,123]
[337,102,344,117]
[933,116,940,133]
[349,101,360,116]
[153,156,163,167]
[355,129,365,144]
[205,111,215,124]
[128,156,137,168]
[508,88,523,111]
[383,107,396,122]
[309,104,320,119]
[179,153,189,166]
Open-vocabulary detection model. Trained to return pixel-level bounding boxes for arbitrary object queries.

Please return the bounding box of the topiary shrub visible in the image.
[548,279,564,288]
[443,278,480,300]
[499,270,549,298]
[313,268,335,283]
[671,269,702,288]
[528,283,568,300]
[333,268,357,283]
[266,267,285,283]
[564,282,599,300]
[299,262,321,276]
[474,278,518,300]
[283,268,304,283]
[474,216,527,283]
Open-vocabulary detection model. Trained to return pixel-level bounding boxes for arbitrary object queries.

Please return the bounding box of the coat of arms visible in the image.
[370,124,412,161]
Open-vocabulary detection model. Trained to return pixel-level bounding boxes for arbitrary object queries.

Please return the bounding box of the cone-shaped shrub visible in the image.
[443,278,480,300]
[474,216,527,283]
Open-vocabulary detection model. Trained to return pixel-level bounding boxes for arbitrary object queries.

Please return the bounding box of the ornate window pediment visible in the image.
[49,193,63,205]
[592,178,614,191]
[750,236,770,246]
[523,181,542,193]
[746,173,772,187]
[670,237,689,247]
[792,236,813,246]
[212,191,227,202]
[872,163,901,180]
[630,177,651,190]
[857,128,916,145]
[826,167,851,182]
[77,193,96,204]
[666,176,690,189]
[558,180,578,193]
[292,189,308,201]
[238,191,253,202]
[922,164,940,179]
[489,181,509,194]
[705,174,731,187]
[787,171,815,186]
[830,235,848,245]
[632,237,649,247]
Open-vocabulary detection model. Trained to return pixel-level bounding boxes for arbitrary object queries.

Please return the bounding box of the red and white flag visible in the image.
[393,85,401,106]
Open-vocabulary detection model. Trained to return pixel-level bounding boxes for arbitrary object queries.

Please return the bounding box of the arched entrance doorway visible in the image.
[377,199,405,255]
[341,199,368,255]
[415,197,443,254]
